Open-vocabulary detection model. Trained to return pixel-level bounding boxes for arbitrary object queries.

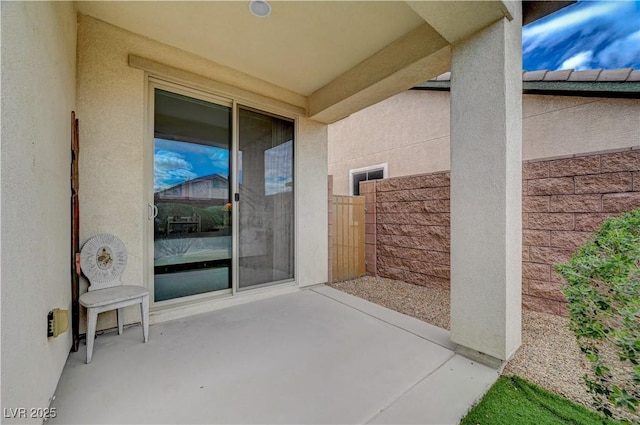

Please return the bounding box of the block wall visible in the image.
[522,149,640,314]
[367,149,640,315]
[373,172,451,288]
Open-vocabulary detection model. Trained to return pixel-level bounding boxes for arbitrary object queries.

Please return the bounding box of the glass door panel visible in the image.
[237,108,294,289]
[153,89,232,302]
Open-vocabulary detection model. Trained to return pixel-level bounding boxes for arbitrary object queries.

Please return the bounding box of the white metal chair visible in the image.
[79,234,149,363]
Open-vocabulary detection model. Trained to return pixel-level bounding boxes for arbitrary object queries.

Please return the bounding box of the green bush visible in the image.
[555,209,640,421]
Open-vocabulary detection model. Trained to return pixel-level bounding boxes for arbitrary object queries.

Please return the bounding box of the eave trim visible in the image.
[129,55,307,117]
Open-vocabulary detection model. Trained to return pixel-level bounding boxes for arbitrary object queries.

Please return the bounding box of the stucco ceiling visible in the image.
[76,1,425,96]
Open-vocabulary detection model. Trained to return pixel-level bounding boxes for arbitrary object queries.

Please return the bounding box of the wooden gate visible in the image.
[332,195,366,281]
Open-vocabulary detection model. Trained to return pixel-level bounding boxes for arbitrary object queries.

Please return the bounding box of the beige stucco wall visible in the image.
[1,2,77,421]
[522,94,640,159]
[296,118,329,287]
[328,90,451,195]
[78,16,328,330]
[329,90,640,195]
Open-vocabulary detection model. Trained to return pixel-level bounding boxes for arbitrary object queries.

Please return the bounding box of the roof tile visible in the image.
[426,68,638,83]
[568,69,602,82]
[523,70,548,81]
[597,68,633,81]
[627,70,640,82]
[543,69,573,81]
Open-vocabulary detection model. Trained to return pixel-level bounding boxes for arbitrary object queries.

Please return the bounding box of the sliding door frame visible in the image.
[145,77,297,311]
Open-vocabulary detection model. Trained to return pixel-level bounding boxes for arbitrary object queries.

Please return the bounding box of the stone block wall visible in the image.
[366,148,640,315]
[522,149,640,314]
[372,172,451,289]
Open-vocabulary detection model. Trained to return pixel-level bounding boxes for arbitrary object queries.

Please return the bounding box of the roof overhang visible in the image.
[414,79,640,99]
[76,1,569,124]
[522,0,575,25]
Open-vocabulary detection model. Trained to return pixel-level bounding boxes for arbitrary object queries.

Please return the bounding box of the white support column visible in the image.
[449,2,522,366]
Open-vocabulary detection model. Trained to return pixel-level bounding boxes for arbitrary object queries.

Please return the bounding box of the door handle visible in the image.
[148,203,158,220]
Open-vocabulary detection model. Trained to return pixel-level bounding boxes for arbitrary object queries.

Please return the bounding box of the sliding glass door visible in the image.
[153,89,232,302]
[237,108,294,289]
[150,86,294,303]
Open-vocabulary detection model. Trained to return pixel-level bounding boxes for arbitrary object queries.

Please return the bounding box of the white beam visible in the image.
[406,1,512,45]
[308,23,449,124]
[129,55,307,117]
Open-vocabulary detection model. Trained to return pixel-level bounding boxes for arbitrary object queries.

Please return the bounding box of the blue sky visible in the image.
[523,0,640,71]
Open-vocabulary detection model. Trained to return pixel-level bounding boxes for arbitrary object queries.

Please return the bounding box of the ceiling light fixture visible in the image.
[249,0,271,18]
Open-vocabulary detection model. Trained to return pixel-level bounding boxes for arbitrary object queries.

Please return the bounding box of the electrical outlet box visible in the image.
[48,309,69,338]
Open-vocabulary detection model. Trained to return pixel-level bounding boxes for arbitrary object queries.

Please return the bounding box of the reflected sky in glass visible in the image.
[154,138,230,193]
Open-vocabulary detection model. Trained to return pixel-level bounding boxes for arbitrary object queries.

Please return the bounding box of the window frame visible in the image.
[349,163,388,196]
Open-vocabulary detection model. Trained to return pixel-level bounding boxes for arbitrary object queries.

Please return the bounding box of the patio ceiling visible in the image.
[78,1,425,97]
[77,1,570,123]
[76,1,518,123]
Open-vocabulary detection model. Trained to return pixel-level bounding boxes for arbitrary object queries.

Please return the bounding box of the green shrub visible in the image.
[555,209,640,421]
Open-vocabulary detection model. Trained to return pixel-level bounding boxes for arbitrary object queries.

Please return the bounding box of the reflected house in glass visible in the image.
[155,174,230,235]
[156,174,230,205]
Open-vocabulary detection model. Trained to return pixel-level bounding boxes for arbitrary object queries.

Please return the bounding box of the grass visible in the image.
[461,375,620,425]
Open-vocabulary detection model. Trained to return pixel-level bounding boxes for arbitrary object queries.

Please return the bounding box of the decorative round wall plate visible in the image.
[80,234,128,285]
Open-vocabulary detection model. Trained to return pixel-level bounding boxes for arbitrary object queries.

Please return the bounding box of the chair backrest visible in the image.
[80,234,128,291]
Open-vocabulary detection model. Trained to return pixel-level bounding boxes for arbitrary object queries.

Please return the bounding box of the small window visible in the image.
[349,164,387,195]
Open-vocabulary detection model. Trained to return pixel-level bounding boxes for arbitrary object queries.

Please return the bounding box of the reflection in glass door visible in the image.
[237,108,294,289]
[153,89,232,302]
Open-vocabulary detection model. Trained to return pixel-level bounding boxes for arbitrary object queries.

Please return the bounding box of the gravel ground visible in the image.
[328,276,638,422]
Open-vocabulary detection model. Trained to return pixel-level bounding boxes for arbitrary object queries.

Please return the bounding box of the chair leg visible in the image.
[86,308,98,364]
[140,295,149,343]
[117,308,124,335]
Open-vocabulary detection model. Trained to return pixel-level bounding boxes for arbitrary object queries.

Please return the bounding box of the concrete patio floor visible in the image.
[49,285,499,424]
